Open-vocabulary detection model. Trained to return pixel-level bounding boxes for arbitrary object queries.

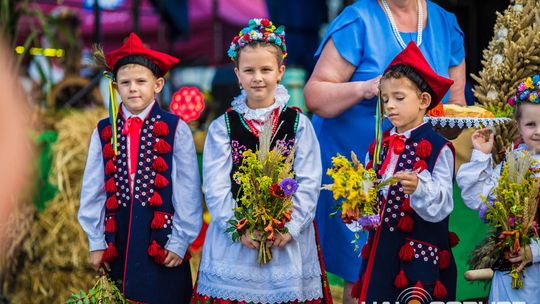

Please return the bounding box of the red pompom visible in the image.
[393,138,405,154]
[148,240,161,257]
[261,19,270,27]
[102,243,118,263]
[416,139,432,159]
[399,242,415,262]
[101,125,112,142]
[368,140,376,156]
[351,275,363,298]
[361,237,372,259]
[399,198,413,214]
[154,174,169,188]
[412,281,424,296]
[394,269,408,289]
[104,178,117,193]
[156,248,167,264]
[433,279,448,299]
[438,250,451,270]
[151,212,167,229]
[397,215,414,233]
[153,121,169,137]
[413,160,428,173]
[154,140,172,154]
[448,231,460,248]
[105,195,118,210]
[149,192,163,207]
[152,156,169,172]
[102,143,115,159]
[105,159,117,175]
[105,217,116,233]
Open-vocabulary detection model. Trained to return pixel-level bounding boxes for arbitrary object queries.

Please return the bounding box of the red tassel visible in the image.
[105,217,116,233]
[398,242,415,262]
[416,139,432,159]
[400,198,413,214]
[105,195,118,210]
[149,192,163,207]
[102,243,118,262]
[154,174,169,188]
[448,231,460,248]
[412,160,428,173]
[397,214,414,233]
[102,143,115,159]
[151,212,167,229]
[156,247,167,264]
[433,279,448,299]
[148,240,161,257]
[101,125,112,142]
[152,156,169,172]
[412,281,424,296]
[104,178,117,193]
[105,159,117,175]
[154,140,172,154]
[361,237,372,259]
[439,250,451,270]
[394,269,408,289]
[351,275,363,298]
[153,121,169,137]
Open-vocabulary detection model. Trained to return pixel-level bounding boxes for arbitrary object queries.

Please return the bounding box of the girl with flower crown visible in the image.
[191,19,332,304]
[457,74,540,301]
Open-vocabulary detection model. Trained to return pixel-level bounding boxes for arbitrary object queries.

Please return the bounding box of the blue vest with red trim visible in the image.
[358,123,457,302]
[96,104,192,303]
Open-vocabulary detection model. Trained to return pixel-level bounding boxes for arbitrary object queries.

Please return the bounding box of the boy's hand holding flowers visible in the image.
[394,171,419,194]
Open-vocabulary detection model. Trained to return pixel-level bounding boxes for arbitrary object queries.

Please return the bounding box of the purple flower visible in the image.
[508,96,516,106]
[509,215,516,227]
[518,82,527,92]
[358,214,380,229]
[479,204,488,223]
[279,178,298,196]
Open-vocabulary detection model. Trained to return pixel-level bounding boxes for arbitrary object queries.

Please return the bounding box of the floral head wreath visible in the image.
[508,74,540,106]
[227,18,287,61]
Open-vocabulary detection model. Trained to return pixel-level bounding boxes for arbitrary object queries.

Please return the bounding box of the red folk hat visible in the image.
[105,32,179,77]
[384,41,453,109]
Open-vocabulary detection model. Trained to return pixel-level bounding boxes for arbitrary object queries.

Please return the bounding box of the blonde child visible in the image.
[78,33,202,303]
[192,19,331,303]
[356,42,457,301]
[457,74,540,301]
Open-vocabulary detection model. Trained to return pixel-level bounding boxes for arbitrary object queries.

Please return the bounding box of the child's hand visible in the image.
[471,128,494,154]
[240,231,261,249]
[271,232,292,248]
[508,245,533,272]
[89,250,110,271]
[163,250,183,267]
[393,171,419,194]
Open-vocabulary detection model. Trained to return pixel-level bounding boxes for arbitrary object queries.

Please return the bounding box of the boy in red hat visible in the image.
[354,42,457,301]
[78,32,202,303]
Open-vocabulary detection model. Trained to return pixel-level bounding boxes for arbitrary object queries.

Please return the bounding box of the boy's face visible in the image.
[380,77,431,133]
[517,103,540,153]
[114,64,164,115]
[234,45,285,109]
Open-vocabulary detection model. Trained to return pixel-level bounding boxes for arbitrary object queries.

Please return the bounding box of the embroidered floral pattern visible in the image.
[231,140,247,165]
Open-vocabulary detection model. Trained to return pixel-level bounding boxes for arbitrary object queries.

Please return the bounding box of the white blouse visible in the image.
[197,88,324,303]
[456,145,540,301]
[78,102,203,259]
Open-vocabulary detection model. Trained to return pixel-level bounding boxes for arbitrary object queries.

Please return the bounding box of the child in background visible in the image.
[457,74,540,301]
[78,32,202,303]
[357,42,457,301]
[192,19,332,303]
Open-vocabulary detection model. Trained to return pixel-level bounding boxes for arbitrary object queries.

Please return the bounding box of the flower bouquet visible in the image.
[475,150,540,288]
[323,152,396,241]
[65,269,125,304]
[226,120,297,265]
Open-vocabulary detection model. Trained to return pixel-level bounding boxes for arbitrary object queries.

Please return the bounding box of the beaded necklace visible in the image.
[381,0,423,49]
[240,107,281,137]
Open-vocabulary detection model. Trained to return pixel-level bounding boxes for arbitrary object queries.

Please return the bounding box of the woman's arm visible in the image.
[447,59,466,106]
[304,39,381,118]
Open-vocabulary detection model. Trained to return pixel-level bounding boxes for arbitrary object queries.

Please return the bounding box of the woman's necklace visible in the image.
[381,0,423,49]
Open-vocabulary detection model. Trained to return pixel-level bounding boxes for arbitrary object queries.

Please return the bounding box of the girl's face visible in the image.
[380,77,431,133]
[517,103,540,153]
[234,45,285,109]
[115,64,164,115]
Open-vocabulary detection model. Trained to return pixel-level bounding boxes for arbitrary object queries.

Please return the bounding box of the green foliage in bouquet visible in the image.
[226,119,297,264]
[65,271,125,304]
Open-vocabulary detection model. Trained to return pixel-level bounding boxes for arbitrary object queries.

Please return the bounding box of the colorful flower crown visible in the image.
[508,74,540,106]
[227,18,287,61]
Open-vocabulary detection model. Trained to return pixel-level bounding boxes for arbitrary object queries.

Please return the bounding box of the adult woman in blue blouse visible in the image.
[304,0,466,302]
